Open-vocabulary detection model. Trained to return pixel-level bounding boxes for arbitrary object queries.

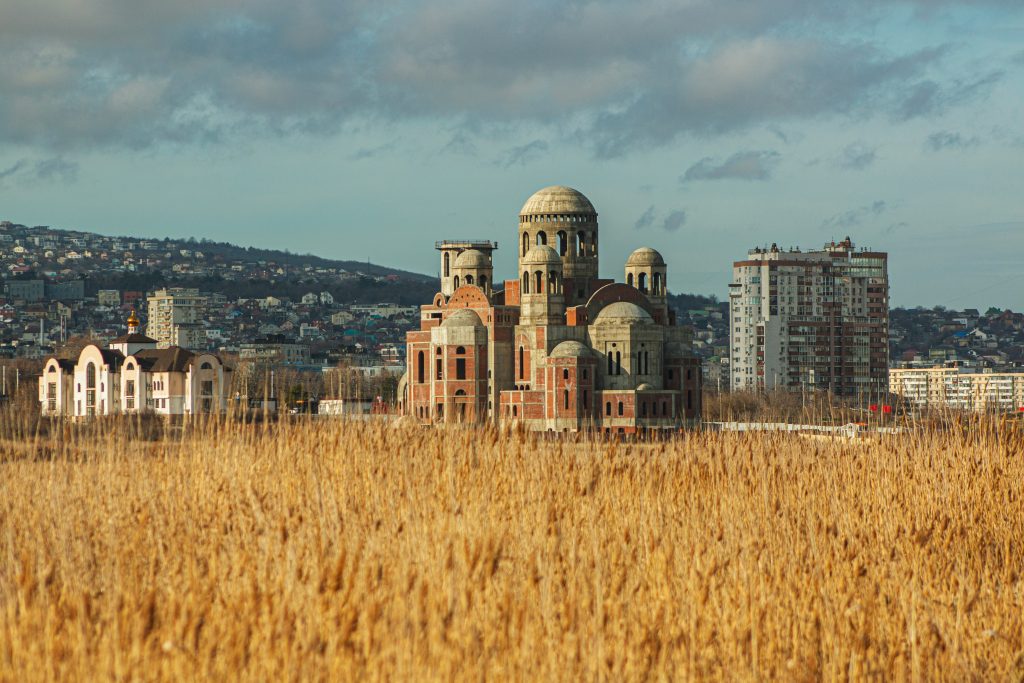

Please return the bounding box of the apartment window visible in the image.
[605,401,611,416]
[618,401,624,416]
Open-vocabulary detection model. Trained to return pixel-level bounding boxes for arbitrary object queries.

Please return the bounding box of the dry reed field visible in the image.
[2,417,1024,681]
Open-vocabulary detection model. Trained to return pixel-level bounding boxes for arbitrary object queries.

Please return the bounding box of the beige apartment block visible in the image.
[890,366,1024,413]
[146,287,207,349]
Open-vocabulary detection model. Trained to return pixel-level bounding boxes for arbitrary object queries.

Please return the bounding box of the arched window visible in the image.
[86,363,96,388]
[512,405,518,417]
[557,231,568,256]
[443,252,450,278]
[562,368,569,380]
[522,271,529,294]
[456,346,465,355]
[454,275,460,289]
[615,351,622,375]
[639,272,648,293]
[125,362,134,371]
[534,270,542,293]
[618,401,624,416]
[536,231,547,246]
[479,275,487,290]
[605,401,611,416]
[435,347,442,380]
[465,274,474,285]
[522,232,529,256]
[564,390,569,410]
[653,272,663,295]
[607,352,613,375]
[548,271,558,294]
[200,361,213,370]
[627,273,634,287]
[519,346,525,380]
[577,232,586,256]
[417,351,425,383]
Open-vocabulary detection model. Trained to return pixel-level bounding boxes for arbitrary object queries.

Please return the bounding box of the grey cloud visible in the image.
[663,210,687,233]
[0,156,78,187]
[821,200,888,230]
[441,130,478,156]
[634,206,656,230]
[1012,50,1024,66]
[0,160,29,181]
[894,70,1003,120]
[497,140,548,168]
[0,0,1015,153]
[350,141,396,161]
[925,130,980,151]
[682,150,781,183]
[838,142,877,170]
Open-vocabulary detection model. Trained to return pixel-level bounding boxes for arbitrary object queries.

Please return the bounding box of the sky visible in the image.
[1,0,1022,310]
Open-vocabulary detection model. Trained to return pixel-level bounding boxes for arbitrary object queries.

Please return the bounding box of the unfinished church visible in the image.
[398,186,702,434]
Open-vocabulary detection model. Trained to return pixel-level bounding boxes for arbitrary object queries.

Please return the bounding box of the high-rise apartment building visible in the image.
[146,287,207,350]
[728,237,888,398]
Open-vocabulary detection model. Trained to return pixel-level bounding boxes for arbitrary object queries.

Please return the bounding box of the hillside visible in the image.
[1,220,439,305]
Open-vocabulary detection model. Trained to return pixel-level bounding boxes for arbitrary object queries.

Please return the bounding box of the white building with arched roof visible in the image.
[39,312,233,418]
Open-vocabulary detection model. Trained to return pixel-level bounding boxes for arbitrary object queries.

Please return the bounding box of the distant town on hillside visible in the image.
[2,219,1024,384]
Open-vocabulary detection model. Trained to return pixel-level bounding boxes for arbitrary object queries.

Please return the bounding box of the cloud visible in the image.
[441,130,477,156]
[663,210,687,233]
[0,156,78,187]
[0,1,1014,154]
[893,70,1003,120]
[634,206,656,230]
[682,150,781,183]
[820,200,888,230]
[925,130,980,151]
[496,139,548,167]
[349,141,396,161]
[838,142,877,170]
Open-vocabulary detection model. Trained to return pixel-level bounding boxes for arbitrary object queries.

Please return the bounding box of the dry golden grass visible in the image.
[2,417,1024,681]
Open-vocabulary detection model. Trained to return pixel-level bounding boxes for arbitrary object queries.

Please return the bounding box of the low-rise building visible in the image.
[238,335,310,364]
[890,365,1024,413]
[39,312,232,418]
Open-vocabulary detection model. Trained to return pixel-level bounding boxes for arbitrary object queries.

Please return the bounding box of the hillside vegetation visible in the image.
[1,418,1022,681]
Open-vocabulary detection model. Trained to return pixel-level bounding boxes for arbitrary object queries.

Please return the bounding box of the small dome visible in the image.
[441,308,483,328]
[593,301,654,326]
[520,186,596,216]
[626,247,666,267]
[636,383,654,391]
[549,340,592,359]
[522,245,562,266]
[126,309,140,326]
[454,249,490,269]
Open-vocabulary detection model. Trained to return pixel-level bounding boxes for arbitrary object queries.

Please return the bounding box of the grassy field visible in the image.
[1,417,1023,681]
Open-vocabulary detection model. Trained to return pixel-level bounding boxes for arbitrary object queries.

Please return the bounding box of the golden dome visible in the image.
[127,309,140,326]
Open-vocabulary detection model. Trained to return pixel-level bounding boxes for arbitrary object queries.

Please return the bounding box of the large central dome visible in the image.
[519,186,596,216]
